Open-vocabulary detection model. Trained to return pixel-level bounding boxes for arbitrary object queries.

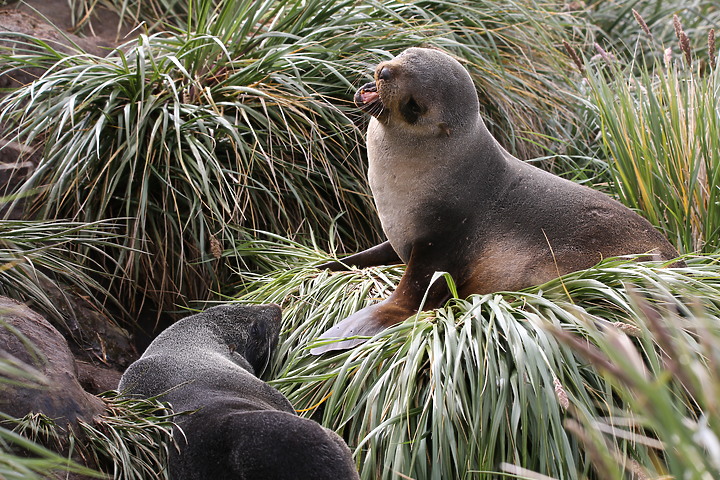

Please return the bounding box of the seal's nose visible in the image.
[377,66,391,81]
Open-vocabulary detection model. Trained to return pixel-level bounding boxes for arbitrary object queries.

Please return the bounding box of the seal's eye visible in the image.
[251,320,265,338]
[400,97,425,124]
[378,66,391,81]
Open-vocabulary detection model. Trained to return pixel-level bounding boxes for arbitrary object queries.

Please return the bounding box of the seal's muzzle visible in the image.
[354,81,383,116]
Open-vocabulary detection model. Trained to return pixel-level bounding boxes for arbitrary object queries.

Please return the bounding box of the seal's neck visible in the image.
[367,116,507,191]
[366,115,510,261]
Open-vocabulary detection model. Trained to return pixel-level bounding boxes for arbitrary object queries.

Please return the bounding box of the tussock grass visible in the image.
[8,393,175,480]
[234,236,720,479]
[0,25,377,313]
[588,0,720,63]
[79,393,175,480]
[0,219,126,334]
[3,3,719,479]
[0,423,103,480]
[584,22,720,253]
[556,287,720,479]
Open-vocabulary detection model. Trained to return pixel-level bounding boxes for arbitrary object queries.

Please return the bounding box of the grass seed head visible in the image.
[709,29,716,69]
[673,15,693,66]
[553,376,569,410]
[563,40,584,73]
[210,234,222,259]
[594,43,614,63]
[612,321,642,337]
[664,47,673,68]
[632,9,652,39]
[673,14,683,41]
[681,31,693,66]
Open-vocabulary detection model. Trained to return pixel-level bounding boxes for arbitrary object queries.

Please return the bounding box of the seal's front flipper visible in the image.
[317,240,402,271]
[309,301,412,355]
[311,243,455,355]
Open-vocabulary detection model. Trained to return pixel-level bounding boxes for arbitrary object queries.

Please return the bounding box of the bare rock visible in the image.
[76,360,123,394]
[0,0,130,218]
[0,296,105,426]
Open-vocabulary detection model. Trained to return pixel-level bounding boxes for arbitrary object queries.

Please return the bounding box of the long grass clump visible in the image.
[9,394,175,480]
[61,0,588,161]
[0,5,380,313]
[0,423,103,480]
[587,0,720,63]
[78,393,176,480]
[582,15,720,254]
[0,218,126,334]
[555,287,720,479]
[4,3,720,479]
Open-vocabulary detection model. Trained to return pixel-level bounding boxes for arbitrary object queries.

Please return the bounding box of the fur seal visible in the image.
[311,47,680,354]
[119,304,359,480]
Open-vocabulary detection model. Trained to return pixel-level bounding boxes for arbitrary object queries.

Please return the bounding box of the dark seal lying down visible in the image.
[119,304,359,480]
[312,47,680,354]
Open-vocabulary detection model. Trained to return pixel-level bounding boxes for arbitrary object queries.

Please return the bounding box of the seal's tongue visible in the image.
[354,81,381,112]
[358,86,378,105]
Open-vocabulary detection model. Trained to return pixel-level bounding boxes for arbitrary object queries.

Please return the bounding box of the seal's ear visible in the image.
[438,123,451,137]
[244,319,273,374]
[400,97,426,124]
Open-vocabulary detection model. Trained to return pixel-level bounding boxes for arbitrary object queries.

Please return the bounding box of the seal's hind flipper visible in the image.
[312,244,455,355]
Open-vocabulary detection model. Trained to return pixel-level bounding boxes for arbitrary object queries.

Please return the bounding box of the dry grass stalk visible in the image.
[594,43,614,63]
[664,47,673,68]
[563,419,619,478]
[550,326,637,387]
[500,463,559,480]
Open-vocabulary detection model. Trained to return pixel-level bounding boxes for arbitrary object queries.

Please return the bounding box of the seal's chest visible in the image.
[369,165,450,260]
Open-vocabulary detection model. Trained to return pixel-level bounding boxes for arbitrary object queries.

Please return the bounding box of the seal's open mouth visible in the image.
[354,81,384,117]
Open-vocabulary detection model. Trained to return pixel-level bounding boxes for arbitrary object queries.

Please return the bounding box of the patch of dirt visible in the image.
[77,360,123,394]
[0,0,133,88]
[2,0,127,47]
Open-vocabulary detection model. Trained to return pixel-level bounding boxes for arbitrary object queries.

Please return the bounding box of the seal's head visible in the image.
[355,47,480,137]
[199,303,282,375]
